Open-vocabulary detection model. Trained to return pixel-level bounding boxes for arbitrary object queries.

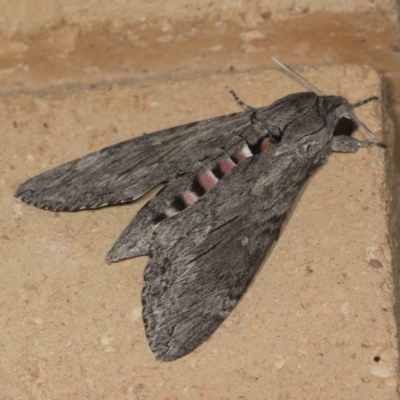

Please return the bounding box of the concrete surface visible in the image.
[1,65,397,399]
[0,0,396,37]
[0,6,398,95]
[1,0,399,167]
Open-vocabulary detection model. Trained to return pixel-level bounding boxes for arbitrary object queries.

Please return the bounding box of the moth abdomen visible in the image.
[107,151,229,261]
[231,142,253,163]
[189,176,207,197]
[170,196,187,212]
[247,137,275,154]
[107,132,281,263]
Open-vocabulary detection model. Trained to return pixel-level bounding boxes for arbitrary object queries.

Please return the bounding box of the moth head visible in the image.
[320,95,357,137]
[320,95,377,140]
[271,58,378,141]
[332,97,378,140]
[318,94,352,127]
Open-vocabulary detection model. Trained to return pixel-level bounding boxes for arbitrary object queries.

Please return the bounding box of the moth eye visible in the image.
[333,117,356,137]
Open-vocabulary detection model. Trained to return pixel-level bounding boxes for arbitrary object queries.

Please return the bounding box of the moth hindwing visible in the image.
[15,62,384,361]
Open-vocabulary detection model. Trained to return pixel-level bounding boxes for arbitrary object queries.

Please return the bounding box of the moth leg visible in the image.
[331,135,386,153]
[229,90,256,111]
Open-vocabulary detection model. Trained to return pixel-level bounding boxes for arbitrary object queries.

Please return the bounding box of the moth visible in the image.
[15,59,385,361]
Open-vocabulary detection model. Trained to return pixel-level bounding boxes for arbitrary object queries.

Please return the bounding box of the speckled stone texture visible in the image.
[1,65,397,399]
[0,0,396,36]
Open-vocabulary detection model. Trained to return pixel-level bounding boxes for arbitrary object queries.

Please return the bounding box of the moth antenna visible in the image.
[351,96,378,108]
[350,97,379,140]
[229,90,256,111]
[342,112,377,140]
[271,57,326,96]
[273,57,379,140]
[351,116,377,140]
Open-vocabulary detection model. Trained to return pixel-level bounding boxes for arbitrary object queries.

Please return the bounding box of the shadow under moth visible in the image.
[15,59,385,361]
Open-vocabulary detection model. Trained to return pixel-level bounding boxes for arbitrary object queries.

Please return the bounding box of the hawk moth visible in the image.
[15,59,385,361]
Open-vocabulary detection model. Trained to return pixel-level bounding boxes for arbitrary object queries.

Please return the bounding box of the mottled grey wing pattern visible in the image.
[14,93,318,212]
[14,112,251,211]
[142,144,322,361]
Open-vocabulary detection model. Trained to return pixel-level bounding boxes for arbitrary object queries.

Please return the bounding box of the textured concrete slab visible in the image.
[1,65,397,398]
[0,0,397,36]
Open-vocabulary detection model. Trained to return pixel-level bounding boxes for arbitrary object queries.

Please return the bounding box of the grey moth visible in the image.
[15,59,384,361]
